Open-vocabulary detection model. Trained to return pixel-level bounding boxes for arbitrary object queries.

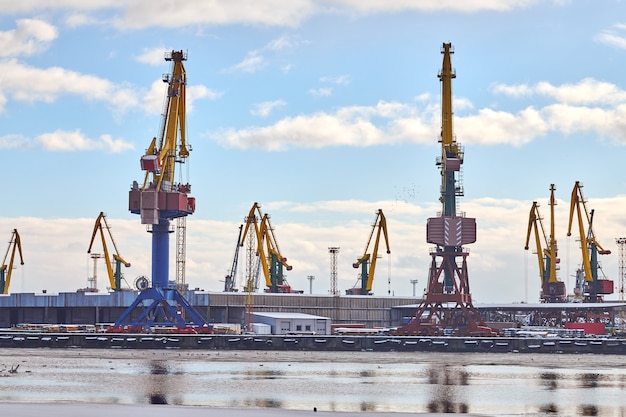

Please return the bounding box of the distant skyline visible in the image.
[1,1,626,302]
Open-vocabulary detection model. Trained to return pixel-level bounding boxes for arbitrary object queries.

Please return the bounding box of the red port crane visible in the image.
[394,43,492,337]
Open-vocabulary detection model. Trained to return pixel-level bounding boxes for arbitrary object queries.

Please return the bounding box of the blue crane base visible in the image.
[113,287,208,329]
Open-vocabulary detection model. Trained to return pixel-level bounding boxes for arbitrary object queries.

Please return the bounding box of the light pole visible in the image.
[307,275,315,295]
[410,279,419,297]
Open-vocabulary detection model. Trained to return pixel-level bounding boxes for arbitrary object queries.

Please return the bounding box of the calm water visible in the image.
[0,348,624,416]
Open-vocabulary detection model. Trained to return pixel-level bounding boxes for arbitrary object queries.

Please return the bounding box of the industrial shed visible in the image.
[251,312,331,335]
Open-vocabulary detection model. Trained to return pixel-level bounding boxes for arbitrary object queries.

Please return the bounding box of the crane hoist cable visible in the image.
[351,209,390,294]
[87,212,131,291]
[0,229,24,295]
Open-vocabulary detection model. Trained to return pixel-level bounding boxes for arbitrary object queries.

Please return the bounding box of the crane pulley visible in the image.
[0,229,24,295]
[87,212,131,291]
[567,181,613,301]
[524,184,565,302]
[348,209,390,295]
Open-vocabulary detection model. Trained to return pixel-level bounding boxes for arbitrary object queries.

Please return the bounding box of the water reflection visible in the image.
[540,371,558,390]
[427,364,469,413]
[147,360,170,404]
[2,350,626,415]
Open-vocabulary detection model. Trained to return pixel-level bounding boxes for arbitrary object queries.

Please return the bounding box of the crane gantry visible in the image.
[567,181,613,302]
[347,209,390,295]
[395,43,491,337]
[524,185,566,302]
[87,212,130,292]
[116,50,207,329]
[0,229,23,295]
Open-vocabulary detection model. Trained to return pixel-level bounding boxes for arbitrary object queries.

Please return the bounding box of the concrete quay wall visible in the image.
[2,332,626,355]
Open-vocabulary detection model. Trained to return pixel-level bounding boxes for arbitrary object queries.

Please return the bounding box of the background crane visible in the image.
[567,181,613,302]
[524,185,566,302]
[240,203,295,293]
[224,224,243,292]
[347,209,390,295]
[87,212,130,291]
[0,229,23,295]
[117,50,207,329]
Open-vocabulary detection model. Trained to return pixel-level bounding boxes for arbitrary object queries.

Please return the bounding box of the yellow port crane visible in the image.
[0,229,24,294]
[87,212,131,291]
[524,184,566,302]
[348,209,390,295]
[240,202,294,293]
[567,181,613,302]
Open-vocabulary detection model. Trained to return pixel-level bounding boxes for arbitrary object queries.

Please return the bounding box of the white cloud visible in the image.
[251,100,286,117]
[0,0,542,31]
[0,59,139,112]
[0,19,57,58]
[214,100,427,150]
[494,78,626,106]
[595,23,626,49]
[118,0,317,29]
[228,51,267,73]
[135,48,170,66]
[320,75,351,85]
[308,87,332,97]
[35,129,134,152]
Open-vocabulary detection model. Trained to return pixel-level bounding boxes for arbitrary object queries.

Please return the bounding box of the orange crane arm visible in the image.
[0,229,24,295]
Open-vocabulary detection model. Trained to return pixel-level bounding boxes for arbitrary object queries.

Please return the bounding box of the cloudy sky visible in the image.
[1,1,626,303]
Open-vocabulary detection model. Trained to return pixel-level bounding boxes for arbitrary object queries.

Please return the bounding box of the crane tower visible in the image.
[395,43,492,336]
[617,237,626,302]
[114,50,207,329]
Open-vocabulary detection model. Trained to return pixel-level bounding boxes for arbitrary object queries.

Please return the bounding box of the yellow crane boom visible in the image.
[350,209,390,295]
[87,212,130,291]
[0,229,24,294]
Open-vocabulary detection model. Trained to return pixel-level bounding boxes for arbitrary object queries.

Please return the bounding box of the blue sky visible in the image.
[1,1,626,303]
